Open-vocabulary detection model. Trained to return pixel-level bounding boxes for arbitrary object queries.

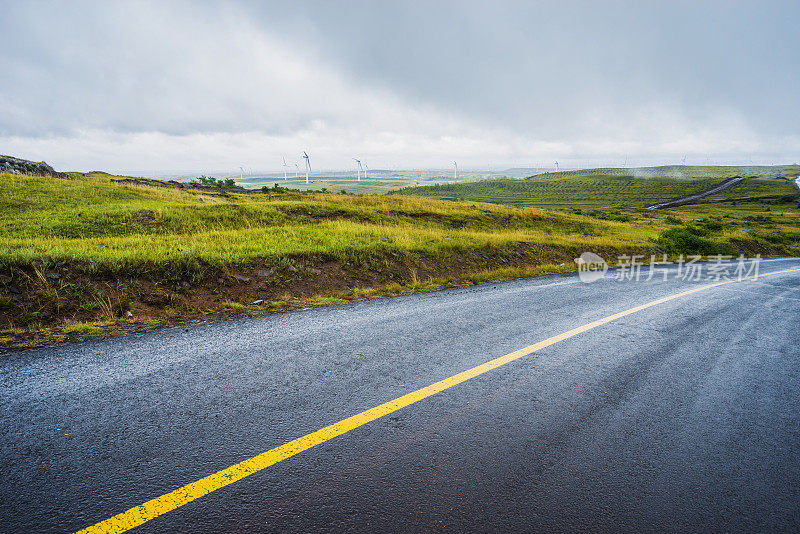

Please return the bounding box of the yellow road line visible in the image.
[76,267,800,534]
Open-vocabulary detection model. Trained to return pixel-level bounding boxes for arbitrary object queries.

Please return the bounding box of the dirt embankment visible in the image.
[646,176,747,209]
[0,242,638,350]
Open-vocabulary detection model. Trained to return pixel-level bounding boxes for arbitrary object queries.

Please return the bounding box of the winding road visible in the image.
[646,176,746,209]
[2,258,799,533]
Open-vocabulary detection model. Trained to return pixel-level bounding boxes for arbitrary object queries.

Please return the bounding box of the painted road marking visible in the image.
[76,267,800,534]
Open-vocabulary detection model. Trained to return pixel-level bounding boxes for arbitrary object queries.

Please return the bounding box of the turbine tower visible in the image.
[282,157,288,180]
[555,161,559,172]
[364,163,369,180]
[453,161,458,181]
[294,163,299,178]
[353,158,363,181]
[302,152,311,184]
[239,166,245,181]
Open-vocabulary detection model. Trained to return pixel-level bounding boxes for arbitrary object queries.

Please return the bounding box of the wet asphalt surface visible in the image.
[1,258,799,533]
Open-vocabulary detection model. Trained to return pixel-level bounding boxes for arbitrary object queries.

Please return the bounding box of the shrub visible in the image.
[193,175,243,189]
[656,227,731,255]
[584,209,633,222]
[743,214,774,225]
[699,218,724,232]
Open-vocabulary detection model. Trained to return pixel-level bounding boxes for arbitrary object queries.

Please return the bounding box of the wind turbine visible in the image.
[353,158,363,181]
[294,163,299,178]
[364,163,369,180]
[302,152,310,184]
[554,161,559,172]
[282,157,288,180]
[239,166,245,181]
[453,161,458,181]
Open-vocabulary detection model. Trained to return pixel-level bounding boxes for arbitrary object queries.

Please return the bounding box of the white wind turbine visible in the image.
[302,152,311,184]
[364,163,369,180]
[294,163,299,178]
[282,157,288,180]
[353,158,363,181]
[453,161,458,181]
[239,166,245,181]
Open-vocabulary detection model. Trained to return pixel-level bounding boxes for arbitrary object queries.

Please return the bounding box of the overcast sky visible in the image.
[2,0,799,173]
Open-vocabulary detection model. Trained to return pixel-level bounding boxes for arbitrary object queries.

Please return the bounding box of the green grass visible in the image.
[62,322,102,335]
[0,171,644,272]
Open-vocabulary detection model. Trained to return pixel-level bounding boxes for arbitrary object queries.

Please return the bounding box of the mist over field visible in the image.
[2,0,799,173]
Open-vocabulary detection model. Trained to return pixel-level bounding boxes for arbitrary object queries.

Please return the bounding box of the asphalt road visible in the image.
[2,257,799,533]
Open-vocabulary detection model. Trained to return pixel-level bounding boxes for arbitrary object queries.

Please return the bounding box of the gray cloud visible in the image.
[1,0,798,171]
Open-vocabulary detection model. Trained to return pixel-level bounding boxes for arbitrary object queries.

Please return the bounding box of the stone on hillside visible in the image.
[0,155,69,178]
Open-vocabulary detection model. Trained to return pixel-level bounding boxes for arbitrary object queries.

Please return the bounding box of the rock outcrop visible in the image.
[0,155,69,178]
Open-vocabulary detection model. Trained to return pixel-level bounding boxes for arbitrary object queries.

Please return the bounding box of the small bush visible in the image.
[656,227,731,255]
[193,175,242,189]
[699,218,724,232]
[742,214,774,225]
[584,210,633,222]
[760,231,800,245]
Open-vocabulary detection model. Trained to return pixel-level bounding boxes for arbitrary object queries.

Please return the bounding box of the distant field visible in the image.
[236,177,481,195]
[695,177,799,202]
[392,165,800,209]
[241,179,420,195]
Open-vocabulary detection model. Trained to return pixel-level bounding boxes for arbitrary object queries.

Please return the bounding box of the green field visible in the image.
[1,166,799,349]
[393,165,800,209]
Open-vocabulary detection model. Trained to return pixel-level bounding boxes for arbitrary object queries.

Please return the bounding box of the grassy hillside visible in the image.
[1,169,799,350]
[392,165,800,209]
[0,172,646,271]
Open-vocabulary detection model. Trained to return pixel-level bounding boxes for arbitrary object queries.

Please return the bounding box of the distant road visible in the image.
[2,258,799,533]
[646,175,746,209]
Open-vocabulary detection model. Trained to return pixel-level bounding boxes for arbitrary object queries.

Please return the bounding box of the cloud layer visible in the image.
[2,0,798,173]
